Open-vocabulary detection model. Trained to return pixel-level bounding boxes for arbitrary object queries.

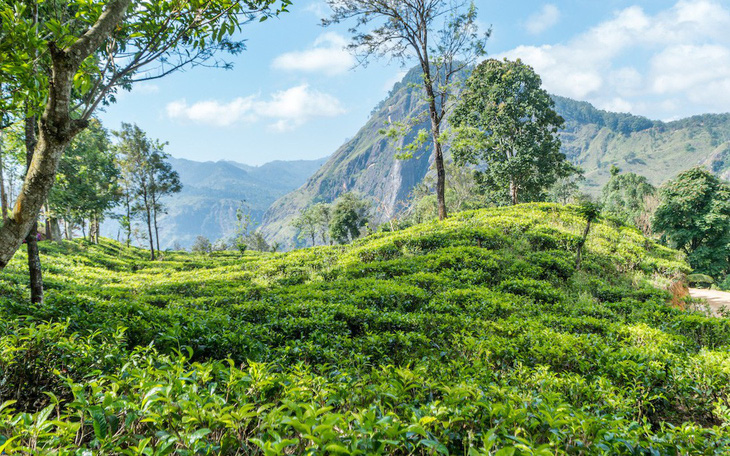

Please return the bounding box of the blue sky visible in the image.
[98,0,730,166]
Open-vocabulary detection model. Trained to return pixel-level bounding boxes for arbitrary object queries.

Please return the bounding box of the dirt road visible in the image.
[689,288,730,316]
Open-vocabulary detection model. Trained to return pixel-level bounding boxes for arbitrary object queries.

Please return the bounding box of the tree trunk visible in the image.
[152,195,161,253]
[510,180,519,205]
[421,65,447,221]
[48,217,62,242]
[575,220,592,270]
[64,219,71,240]
[142,190,155,260]
[24,114,44,304]
[0,133,7,224]
[125,194,132,247]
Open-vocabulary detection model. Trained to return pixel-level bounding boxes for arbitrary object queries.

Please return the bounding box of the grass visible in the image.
[1,203,730,454]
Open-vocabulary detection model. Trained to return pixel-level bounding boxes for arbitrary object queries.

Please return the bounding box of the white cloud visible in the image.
[526,4,561,35]
[272,32,354,76]
[165,85,346,130]
[499,0,730,119]
[304,1,328,18]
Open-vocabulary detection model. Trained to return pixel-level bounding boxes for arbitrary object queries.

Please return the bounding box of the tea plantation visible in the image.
[2,204,730,454]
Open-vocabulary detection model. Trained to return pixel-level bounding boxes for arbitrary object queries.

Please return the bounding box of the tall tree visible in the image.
[115,124,154,259]
[324,0,489,221]
[653,167,730,278]
[147,145,181,253]
[451,58,574,205]
[0,0,291,270]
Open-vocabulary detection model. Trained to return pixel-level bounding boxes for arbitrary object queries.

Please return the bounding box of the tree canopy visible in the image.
[600,165,656,230]
[653,167,730,278]
[0,0,290,268]
[451,58,575,206]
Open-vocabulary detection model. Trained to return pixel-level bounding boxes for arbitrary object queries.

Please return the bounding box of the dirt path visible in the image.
[689,288,730,316]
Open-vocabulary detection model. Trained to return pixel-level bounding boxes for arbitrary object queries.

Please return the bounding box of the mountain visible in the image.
[102,156,326,248]
[260,67,434,248]
[553,96,730,191]
[259,69,730,249]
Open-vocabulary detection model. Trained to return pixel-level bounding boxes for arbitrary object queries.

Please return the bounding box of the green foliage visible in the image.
[600,166,656,231]
[191,235,212,254]
[5,204,730,454]
[48,118,120,227]
[329,193,371,244]
[653,167,730,278]
[451,59,575,205]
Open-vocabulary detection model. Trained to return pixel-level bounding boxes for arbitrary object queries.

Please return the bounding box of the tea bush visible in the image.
[2,203,729,454]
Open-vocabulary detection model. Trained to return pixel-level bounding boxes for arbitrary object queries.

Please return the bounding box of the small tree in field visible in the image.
[324,0,489,221]
[451,59,575,205]
[329,193,370,245]
[191,236,212,255]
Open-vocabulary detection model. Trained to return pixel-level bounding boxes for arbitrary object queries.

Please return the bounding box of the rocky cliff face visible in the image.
[260,71,730,249]
[260,67,434,248]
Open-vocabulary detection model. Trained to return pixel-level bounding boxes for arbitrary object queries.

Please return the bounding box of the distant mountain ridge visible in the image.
[102,156,326,248]
[259,68,730,249]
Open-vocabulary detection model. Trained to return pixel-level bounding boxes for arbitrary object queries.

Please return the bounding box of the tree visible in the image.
[324,0,489,221]
[575,201,601,270]
[451,59,574,205]
[294,202,332,246]
[48,119,120,243]
[115,123,180,260]
[191,235,212,255]
[653,167,730,278]
[147,146,182,253]
[329,193,370,244]
[0,0,291,269]
[549,173,585,205]
[600,165,655,231]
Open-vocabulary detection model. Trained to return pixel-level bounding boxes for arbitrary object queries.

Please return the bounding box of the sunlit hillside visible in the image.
[4,204,730,453]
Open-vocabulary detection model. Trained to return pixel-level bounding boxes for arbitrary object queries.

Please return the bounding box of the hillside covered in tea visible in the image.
[2,204,730,454]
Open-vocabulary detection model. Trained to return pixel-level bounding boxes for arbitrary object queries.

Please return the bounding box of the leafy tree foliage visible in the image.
[329,193,370,244]
[0,0,290,269]
[294,202,332,246]
[48,119,119,242]
[451,59,575,205]
[600,165,656,232]
[653,167,730,278]
[324,0,489,220]
[115,123,181,260]
[191,235,212,254]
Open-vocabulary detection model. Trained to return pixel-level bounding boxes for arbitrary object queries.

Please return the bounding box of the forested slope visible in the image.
[3,204,730,453]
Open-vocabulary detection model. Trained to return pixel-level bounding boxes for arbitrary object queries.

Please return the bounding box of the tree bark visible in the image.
[510,180,518,205]
[124,194,132,247]
[0,134,7,224]
[142,189,155,260]
[152,193,161,253]
[575,220,592,270]
[0,0,132,270]
[420,56,447,220]
[24,114,44,304]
